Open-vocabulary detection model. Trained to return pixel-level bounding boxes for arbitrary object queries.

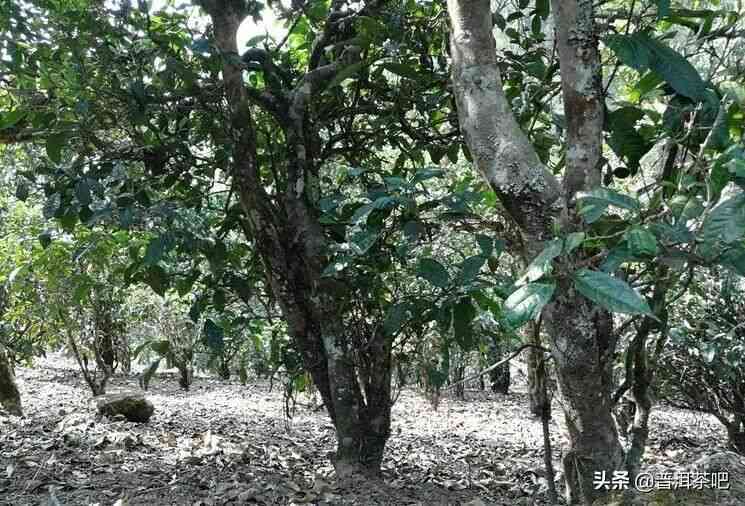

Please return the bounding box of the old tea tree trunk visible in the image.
[0,343,22,416]
[197,0,392,478]
[0,287,22,416]
[445,0,624,503]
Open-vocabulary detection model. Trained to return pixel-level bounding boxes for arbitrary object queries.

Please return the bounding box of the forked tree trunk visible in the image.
[0,345,22,416]
[198,0,393,477]
[446,0,625,503]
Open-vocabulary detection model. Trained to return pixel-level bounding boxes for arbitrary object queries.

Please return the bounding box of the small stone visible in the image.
[93,391,154,423]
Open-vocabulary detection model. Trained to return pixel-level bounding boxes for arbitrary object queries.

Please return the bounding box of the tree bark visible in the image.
[446,1,625,503]
[543,288,624,504]
[526,322,545,415]
[0,344,22,416]
[487,340,510,394]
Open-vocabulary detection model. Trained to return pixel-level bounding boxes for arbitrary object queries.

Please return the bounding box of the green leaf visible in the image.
[38,231,52,249]
[536,0,549,19]
[323,62,364,92]
[701,193,745,244]
[573,269,653,316]
[625,227,659,257]
[459,255,486,284]
[600,244,634,272]
[504,283,555,327]
[453,297,476,350]
[144,236,164,266]
[46,133,67,163]
[517,239,562,285]
[350,203,374,224]
[383,62,420,80]
[606,107,653,170]
[577,188,640,223]
[15,180,29,201]
[476,234,493,257]
[383,302,411,336]
[322,258,350,277]
[564,232,586,254]
[656,0,671,18]
[150,340,171,356]
[605,33,706,101]
[350,229,380,254]
[0,109,26,129]
[144,265,168,296]
[417,258,450,288]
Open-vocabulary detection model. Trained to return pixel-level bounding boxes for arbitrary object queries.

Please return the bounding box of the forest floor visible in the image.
[1,356,744,506]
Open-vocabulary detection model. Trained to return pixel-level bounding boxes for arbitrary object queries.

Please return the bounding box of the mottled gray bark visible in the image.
[446,1,625,503]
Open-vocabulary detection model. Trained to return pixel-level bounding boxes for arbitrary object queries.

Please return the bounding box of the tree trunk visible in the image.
[0,345,22,416]
[544,289,624,505]
[446,1,625,502]
[487,340,510,394]
[526,323,546,416]
[198,0,394,479]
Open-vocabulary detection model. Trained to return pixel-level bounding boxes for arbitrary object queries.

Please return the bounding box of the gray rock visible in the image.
[94,391,154,423]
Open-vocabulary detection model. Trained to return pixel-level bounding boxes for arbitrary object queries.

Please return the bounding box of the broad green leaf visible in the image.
[322,258,350,277]
[38,231,52,249]
[323,62,364,92]
[46,133,67,163]
[600,244,634,272]
[0,109,26,129]
[383,302,411,336]
[504,283,555,327]
[606,107,653,170]
[564,232,586,254]
[536,0,549,19]
[656,0,671,18]
[573,268,653,316]
[417,258,450,288]
[383,62,420,80]
[350,203,373,224]
[701,193,745,245]
[459,255,486,284]
[476,234,493,257]
[350,229,380,254]
[577,188,640,223]
[144,265,168,296]
[517,239,562,285]
[625,227,659,257]
[605,33,706,101]
[144,237,164,266]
